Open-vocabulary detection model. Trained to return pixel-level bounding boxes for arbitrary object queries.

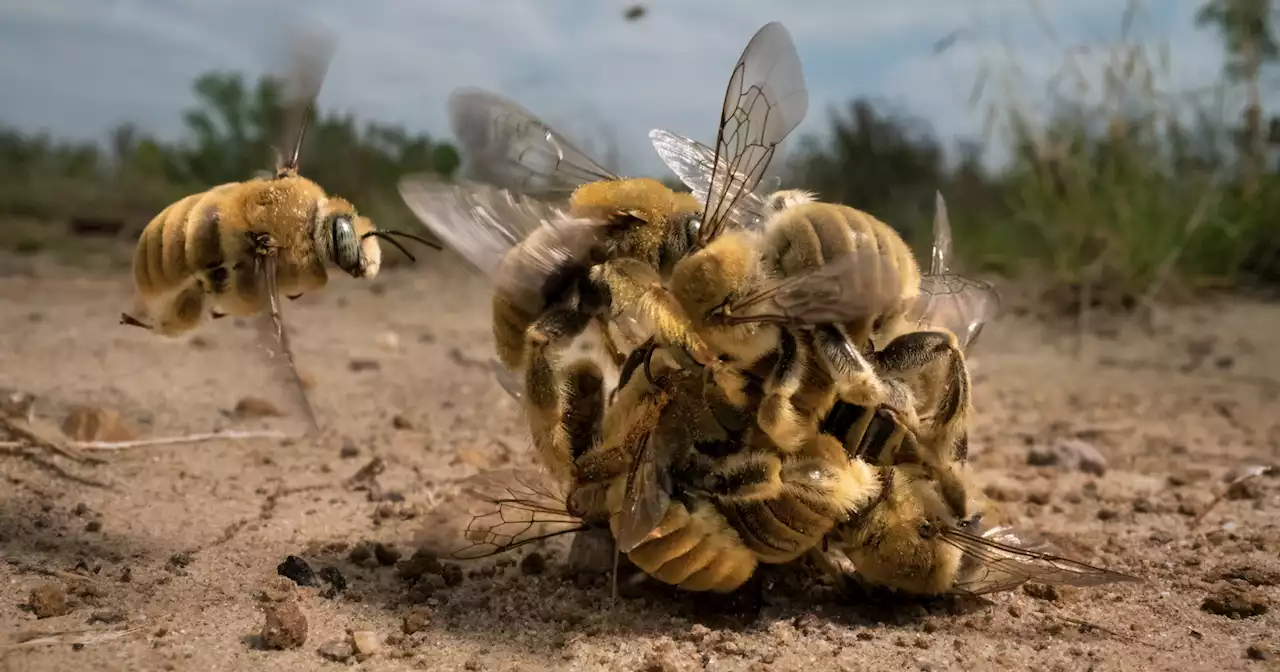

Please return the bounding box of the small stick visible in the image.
[5,626,145,649]
[1192,465,1275,526]
[74,430,288,451]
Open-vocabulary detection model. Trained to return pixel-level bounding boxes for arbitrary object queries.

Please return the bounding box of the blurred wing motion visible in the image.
[250,255,319,435]
[906,192,1001,352]
[398,173,571,279]
[648,128,777,230]
[944,527,1142,596]
[614,432,673,553]
[448,88,619,196]
[451,469,589,560]
[696,21,809,246]
[274,24,337,173]
[724,242,905,326]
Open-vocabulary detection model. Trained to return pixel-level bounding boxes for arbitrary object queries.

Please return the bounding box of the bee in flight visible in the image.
[121,29,439,433]
[399,20,809,483]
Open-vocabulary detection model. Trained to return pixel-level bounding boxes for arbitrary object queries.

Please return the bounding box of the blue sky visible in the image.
[0,0,1237,176]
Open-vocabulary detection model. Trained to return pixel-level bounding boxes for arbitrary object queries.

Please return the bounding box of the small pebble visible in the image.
[391,414,413,430]
[318,639,353,662]
[339,440,359,459]
[402,608,432,635]
[351,630,381,656]
[277,555,319,588]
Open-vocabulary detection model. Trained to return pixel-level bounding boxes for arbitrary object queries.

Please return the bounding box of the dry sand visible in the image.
[1,253,1277,671]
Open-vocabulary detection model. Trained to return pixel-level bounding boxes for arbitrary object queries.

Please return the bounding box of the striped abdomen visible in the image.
[133,183,236,299]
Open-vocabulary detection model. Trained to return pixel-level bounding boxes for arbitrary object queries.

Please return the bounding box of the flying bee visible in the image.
[812,461,1142,597]
[121,30,439,432]
[399,21,809,483]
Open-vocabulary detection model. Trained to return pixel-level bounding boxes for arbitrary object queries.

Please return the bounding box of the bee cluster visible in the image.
[399,22,1140,600]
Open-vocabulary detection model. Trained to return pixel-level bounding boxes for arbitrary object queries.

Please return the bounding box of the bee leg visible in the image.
[591,315,627,369]
[523,309,602,484]
[757,329,818,453]
[119,313,152,330]
[244,231,278,257]
[591,258,713,366]
[871,330,970,463]
[813,325,895,410]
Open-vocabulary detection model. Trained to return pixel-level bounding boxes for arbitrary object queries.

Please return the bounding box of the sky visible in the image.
[0,0,1241,177]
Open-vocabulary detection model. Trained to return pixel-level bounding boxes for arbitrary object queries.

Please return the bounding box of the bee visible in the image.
[811,460,1143,597]
[646,132,999,511]
[120,31,439,431]
[399,21,809,483]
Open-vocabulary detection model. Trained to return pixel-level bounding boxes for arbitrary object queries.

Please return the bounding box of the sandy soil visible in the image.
[1,252,1277,672]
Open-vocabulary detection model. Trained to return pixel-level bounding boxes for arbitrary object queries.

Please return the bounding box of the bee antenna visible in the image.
[284,104,313,175]
[361,230,443,263]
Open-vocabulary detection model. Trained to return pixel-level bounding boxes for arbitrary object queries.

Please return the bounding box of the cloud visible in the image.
[0,0,1239,178]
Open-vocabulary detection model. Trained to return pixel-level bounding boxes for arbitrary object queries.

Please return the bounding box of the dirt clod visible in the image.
[441,563,464,587]
[373,542,402,566]
[1027,439,1107,475]
[232,396,282,419]
[402,607,432,634]
[1210,566,1280,587]
[398,547,443,581]
[348,358,381,372]
[1201,585,1270,619]
[521,552,547,576]
[260,602,308,649]
[391,414,414,430]
[318,566,347,597]
[339,440,359,459]
[318,639,353,662]
[28,582,71,618]
[1247,644,1275,661]
[1023,583,1060,601]
[277,555,319,588]
[61,405,136,442]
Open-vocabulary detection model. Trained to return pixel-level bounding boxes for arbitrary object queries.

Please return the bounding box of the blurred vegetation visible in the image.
[0,0,1276,305]
[785,0,1280,305]
[0,70,459,265]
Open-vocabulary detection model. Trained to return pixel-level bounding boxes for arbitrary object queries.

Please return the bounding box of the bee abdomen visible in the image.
[717,497,825,563]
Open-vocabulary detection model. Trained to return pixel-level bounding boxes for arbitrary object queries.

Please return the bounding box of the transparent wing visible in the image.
[698,21,809,246]
[907,274,1000,352]
[448,88,619,196]
[648,128,775,230]
[930,191,952,276]
[251,255,319,435]
[908,192,1000,352]
[274,24,336,173]
[398,174,607,297]
[450,469,589,560]
[943,528,1142,596]
[614,432,673,554]
[724,240,905,327]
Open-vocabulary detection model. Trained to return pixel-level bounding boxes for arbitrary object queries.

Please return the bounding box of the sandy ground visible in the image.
[1,252,1278,672]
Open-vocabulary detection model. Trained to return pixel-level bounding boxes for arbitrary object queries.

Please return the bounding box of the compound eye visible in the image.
[917,521,936,539]
[330,215,360,273]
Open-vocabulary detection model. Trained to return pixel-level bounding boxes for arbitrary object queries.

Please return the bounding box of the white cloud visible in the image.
[0,0,1242,178]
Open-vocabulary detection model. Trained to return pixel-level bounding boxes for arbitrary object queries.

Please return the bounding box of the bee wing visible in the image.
[448,88,619,196]
[648,128,776,230]
[725,240,905,327]
[450,468,589,560]
[697,21,809,246]
[930,191,953,276]
[942,528,1142,597]
[398,174,607,301]
[273,24,337,173]
[907,274,1000,353]
[614,431,674,554]
[250,255,320,435]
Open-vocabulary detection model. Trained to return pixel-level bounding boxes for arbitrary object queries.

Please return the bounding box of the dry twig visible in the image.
[74,430,288,451]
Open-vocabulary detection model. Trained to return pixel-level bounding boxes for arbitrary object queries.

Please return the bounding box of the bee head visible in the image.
[316,199,381,279]
[671,230,760,321]
[840,466,964,596]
